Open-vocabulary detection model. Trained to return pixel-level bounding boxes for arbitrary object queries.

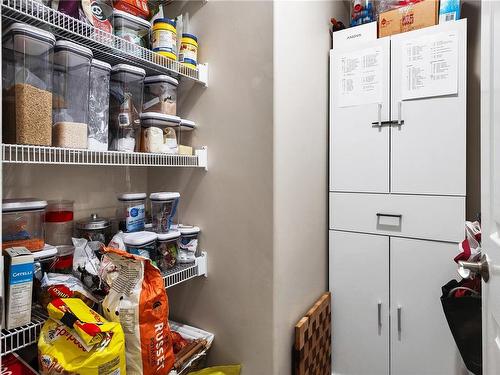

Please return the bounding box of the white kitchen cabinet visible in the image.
[330,230,389,375]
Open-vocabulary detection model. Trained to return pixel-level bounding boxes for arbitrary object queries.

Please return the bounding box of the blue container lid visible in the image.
[153,18,176,28]
[182,33,198,42]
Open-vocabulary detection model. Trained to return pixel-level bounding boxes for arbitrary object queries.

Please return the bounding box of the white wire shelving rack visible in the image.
[1,0,208,85]
[1,253,208,355]
[2,144,208,169]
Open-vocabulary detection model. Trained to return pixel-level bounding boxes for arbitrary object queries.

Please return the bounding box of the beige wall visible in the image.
[273,1,347,374]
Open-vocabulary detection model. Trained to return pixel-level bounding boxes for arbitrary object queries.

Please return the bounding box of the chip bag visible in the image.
[102,247,175,375]
[38,298,126,375]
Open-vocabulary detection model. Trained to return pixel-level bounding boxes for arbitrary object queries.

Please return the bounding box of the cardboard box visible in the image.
[3,247,33,330]
[378,0,439,38]
[332,22,377,49]
[1,353,39,375]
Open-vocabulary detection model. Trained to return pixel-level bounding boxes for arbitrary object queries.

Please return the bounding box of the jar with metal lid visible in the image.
[76,213,112,247]
[117,193,146,232]
[2,198,48,252]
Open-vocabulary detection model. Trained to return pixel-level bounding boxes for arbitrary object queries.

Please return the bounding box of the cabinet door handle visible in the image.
[376,213,402,219]
[378,301,382,328]
[397,306,402,335]
[398,101,403,125]
[371,120,405,127]
[378,103,382,127]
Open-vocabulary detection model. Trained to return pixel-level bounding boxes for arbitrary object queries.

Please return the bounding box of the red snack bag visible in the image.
[113,0,150,19]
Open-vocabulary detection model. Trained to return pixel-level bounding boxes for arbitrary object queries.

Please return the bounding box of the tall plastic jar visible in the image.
[117,193,147,232]
[179,34,198,70]
[152,18,177,61]
[2,23,55,146]
[109,64,146,152]
[143,75,178,115]
[2,198,48,251]
[113,10,151,48]
[88,59,111,151]
[150,192,180,233]
[53,40,93,149]
[45,200,74,246]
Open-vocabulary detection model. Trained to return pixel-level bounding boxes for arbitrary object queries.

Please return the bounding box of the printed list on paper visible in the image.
[401,31,458,100]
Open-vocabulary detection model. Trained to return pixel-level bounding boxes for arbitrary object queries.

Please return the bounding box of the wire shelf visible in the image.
[1,0,208,84]
[1,308,47,355]
[2,144,208,168]
[164,252,208,288]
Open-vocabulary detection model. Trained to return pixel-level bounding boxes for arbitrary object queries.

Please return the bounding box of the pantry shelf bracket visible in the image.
[196,146,209,171]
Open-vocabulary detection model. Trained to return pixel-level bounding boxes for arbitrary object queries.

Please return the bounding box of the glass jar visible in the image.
[157,230,180,271]
[143,75,178,116]
[53,40,93,149]
[109,64,146,152]
[117,193,147,232]
[50,245,75,274]
[150,192,180,233]
[2,198,48,251]
[45,200,74,246]
[140,112,180,153]
[2,23,56,146]
[76,213,112,256]
[113,10,151,49]
[124,231,158,260]
[88,59,111,151]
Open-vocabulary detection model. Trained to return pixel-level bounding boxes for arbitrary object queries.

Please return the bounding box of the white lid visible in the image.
[140,112,181,127]
[112,64,146,77]
[124,231,158,246]
[113,9,152,29]
[33,244,58,260]
[180,119,196,131]
[3,23,56,44]
[118,192,147,201]
[157,230,181,241]
[91,58,112,71]
[179,225,200,235]
[144,75,179,86]
[3,198,48,212]
[55,40,93,59]
[149,192,180,201]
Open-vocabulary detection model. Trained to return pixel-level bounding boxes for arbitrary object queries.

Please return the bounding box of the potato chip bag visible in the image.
[38,298,126,375]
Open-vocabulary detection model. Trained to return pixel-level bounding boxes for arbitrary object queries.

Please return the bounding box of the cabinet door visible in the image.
[390,237,468,375]
[330,231,389,375]
[390,20,467,195]
[330,37,390,193]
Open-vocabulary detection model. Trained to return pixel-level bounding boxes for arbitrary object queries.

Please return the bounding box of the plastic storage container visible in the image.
[45,200,74,246]
[33,244,58,280]
[109,64,146,152]
[117,193,147,232]
[157,230,180,271]
[143,75,178,115]
[124,231,158,260]
[140,112,181,153]
[179,33,198,69]
[113,10,151,48]
[50,245,75,274]
[2,23,56,146]
[53,40,93,149]
[350,0,376,26]
[178,225,200,263]
[88,59,111,151]
[2,198,48,251]
[150,192,180,233]
[152,18,177,60]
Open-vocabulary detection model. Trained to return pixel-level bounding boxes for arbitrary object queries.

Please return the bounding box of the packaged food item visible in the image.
[178,225,200,263]
[150,192,180,233]
[40,273,98,310]
[113,9,151,48]
[45,200,74,246]
[350,0,376,27]
[50,245,75,274]
[2,353,39,375]
[378,0,438,38]
[3,247,34,330]
[157,230,180,271]
[81,0,114,34]
[152,18,177,60]
[2,24,55,146]
[143,75,179,115]
[89,59,111,150]
[53,41,93,149]
[2,198,47,251]
[179,33,198,69]
[102,247,175,374]
[76,213,112,254]
[439,0,460,23]
[123,230,158,260]
[38,298,126,375]
[72,238,101,291]
[113,0,150,19]
[109,64,146,152]
[178,145,193,155]
[117,192,146,232]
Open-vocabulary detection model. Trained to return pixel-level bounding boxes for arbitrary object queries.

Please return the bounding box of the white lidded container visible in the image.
[53,40,93,149]
[140,112,181,153]
[109,64,146,152]
[149,192,180,233]
[113,10,151,48]
[179,119,196,131]
[88,59,111,151]
[2,23,56,147]
[116,193,146,232]
[157,230,180,271]
[123,231,158,260]
[143,75,178,116]
[178,225,200,262]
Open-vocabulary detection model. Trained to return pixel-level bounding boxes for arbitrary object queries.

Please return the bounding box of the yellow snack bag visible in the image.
[38,298,127,375]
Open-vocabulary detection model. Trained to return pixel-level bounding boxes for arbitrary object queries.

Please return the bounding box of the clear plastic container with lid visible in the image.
[113,10,151,49]
[117,193,147,232]
[88,59,111,151]
[157,230,180,271]
[150,192,180,233]
[109,64,146,152]
[45,200,74,246]
[140,112,180,153]
[178,225,200,263]
[53,40,93,149]
[2,23,56,146]
[2,198,48,251]
[143,75,178,116]
[124,231,158,260]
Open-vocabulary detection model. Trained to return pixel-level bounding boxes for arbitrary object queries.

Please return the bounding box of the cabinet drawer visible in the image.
[329,193,465,242]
